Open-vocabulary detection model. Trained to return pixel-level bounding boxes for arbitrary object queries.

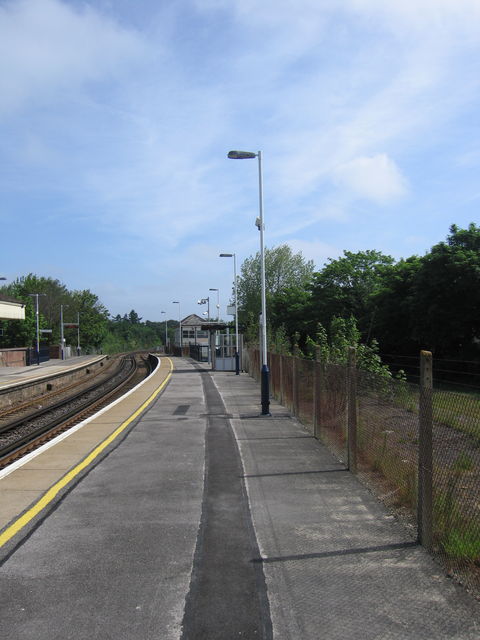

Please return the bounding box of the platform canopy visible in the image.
[201,322,229,331]
[0,294,26,320]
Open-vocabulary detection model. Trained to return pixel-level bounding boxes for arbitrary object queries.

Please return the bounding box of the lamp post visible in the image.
[198,297,210,320]
[60,304,69,360]
[161,311,168,352]
[209,288,219,321]
[76,312,81,356]
[172,301,181,352]
[27,293,46,365]
[228,149,269,414]
[220,253,239,375]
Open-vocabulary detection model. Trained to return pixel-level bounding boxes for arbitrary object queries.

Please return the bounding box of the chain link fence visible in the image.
[245,348,480,596]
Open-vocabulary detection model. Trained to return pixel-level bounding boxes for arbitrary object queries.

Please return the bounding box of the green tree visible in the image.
[308,250,394,339]
[372,256,422,355]
[237,244,314,340]
[69,289,109,351]
[409,223,480,357]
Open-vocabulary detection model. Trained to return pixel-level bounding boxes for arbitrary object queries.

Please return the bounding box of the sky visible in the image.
[1,0,480,322]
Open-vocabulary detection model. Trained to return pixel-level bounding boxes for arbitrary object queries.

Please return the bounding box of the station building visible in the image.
[0,294,26,366]
[173,314,210,347]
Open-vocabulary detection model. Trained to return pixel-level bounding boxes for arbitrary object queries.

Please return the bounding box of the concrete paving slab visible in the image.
[0,469,66,490]
[1,360,205,640]
[213,369,480,640]
[0,356,172,533]
[2,358,479,639]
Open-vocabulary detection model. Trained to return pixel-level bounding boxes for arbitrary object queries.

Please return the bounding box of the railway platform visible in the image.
[0,356,479,639]
[0,354,106,389]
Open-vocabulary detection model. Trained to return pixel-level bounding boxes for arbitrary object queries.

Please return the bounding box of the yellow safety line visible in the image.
[0,358,174,549]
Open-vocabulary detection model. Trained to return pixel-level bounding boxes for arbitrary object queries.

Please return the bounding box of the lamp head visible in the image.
[228,150,257,159]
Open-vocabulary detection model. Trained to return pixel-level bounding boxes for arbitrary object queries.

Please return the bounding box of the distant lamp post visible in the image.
[76,312,81,356]
[161,311,168,352]
[60,304,69,360]
[209,288,220,321]
[220,252,239,375]
[172,301,181,351]
[198,297,210,320]
[27,293,46,365]
[228,149,269,414]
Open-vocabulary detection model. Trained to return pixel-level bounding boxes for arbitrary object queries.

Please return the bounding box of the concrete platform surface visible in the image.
[0,358,479,639]
[0,354,106,388]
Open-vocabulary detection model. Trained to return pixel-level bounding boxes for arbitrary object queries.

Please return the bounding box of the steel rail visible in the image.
[0,355,142,467]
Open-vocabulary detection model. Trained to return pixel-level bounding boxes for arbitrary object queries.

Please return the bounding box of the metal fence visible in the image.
[245,348,480,596]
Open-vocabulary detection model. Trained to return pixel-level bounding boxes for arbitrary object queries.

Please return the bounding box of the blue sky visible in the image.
[1,0,480,322]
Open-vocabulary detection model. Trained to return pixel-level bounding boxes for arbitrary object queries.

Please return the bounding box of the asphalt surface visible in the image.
[1,359,206,639]
[181,367,272,639]
[1,357,480,639]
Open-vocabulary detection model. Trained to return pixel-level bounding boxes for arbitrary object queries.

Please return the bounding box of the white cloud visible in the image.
[284,238,343,270]
[0,0,148,115]
[332,154,408,204]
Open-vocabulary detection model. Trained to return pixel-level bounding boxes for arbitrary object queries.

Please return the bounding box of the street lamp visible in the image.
[172,301,181,351]
[76,312,81,357]
[220,253,239,375]
[60,304,69,360]
[228,149,269,414]
[161,311,168,352]
[198,297,210,320]
[27,293,46,365]
[209,288,219,321]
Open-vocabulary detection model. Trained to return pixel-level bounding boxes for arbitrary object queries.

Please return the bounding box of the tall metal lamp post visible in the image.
[220,252,239,375]
[27,293,46,365]
[198,297,210,320]
[161,311,168,352]
[60,304,69,360]
[76,312,81,356]
[228,149,269,414]
[172,301,181,352]
[209,288,219,321]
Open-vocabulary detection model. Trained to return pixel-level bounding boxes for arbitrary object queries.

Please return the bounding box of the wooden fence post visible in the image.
[347,347,357,473]
[313,347,322,439]
[418,350,433,551]
[292,356,299,417]
[279,354,284,406]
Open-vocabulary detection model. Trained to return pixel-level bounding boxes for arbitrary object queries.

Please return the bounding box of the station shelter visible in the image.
[0,294,27,366]
[173,314,242,372]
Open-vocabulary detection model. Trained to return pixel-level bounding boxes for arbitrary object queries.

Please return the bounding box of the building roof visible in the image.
[0,294,26,320]
[0,293,25,305]
[181,313,207,326]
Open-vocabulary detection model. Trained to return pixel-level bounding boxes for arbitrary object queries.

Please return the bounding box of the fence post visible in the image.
[292,356,298,416]
[418,350,433,551]
[279,354,284,406]
[313,347,322,439]
[347,347,357,473]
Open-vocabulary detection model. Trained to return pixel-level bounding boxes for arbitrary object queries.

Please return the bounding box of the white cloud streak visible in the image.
[0,0,148,115]
[2,0,480,316]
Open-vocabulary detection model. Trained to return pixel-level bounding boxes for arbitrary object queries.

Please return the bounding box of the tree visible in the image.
[237,244,314,338]
[69,289,109,351]
[269,286,312,344]
[373,256,422,355]
[409,224,480,357]
[308,250,394,339]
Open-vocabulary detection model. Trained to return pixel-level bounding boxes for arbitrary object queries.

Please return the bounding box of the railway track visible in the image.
[0,353,153,469]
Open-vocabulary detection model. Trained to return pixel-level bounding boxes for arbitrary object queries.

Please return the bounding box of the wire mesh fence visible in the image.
[245,347,480,596]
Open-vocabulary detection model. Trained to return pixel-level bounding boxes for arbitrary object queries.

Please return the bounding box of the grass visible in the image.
[393,384,480,444]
